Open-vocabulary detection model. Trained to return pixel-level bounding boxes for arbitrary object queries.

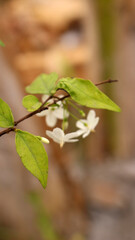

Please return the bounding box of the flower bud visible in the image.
[37,136,50,144]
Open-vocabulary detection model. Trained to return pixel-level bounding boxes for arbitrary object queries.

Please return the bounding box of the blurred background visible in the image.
[0,0,135,239]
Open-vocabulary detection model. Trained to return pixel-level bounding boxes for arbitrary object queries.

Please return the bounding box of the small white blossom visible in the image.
[76,110,99,138]
[36,95,69,127]
[46,128,80,147]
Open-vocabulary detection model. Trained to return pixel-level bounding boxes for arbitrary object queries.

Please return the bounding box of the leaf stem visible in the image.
[69,112,80,121]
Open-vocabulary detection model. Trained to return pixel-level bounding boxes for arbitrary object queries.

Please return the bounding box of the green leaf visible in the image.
[22,95,42,112]
[15,130,48,188]
[56,77,121,112]
[26,72,58,95]
[0,98,14,127]
[0,40,5,47]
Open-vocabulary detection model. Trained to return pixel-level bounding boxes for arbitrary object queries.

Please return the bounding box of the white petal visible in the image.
[76,129,86,136]
[53,128,65,146]
[53,107,64,119]
[46,130,60,144]
[53,128,65,139]
[46,112,57,127]
[36,110,47,117]
[82,129,91,138]
[91,117,99,130]
[87,110,95,123]
[55,107,69,120]
[76,120,88,130]
[87,110,99,130]
[64,131,80,142]
[65,139,79,143]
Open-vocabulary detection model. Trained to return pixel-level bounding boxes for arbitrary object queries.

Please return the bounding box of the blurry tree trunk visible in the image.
[95,0,118,157]
[85,0,118,161]
[115,0,135,158]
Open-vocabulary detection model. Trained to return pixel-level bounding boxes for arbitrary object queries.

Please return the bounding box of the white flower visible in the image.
[46,128,80,147]
[36,95,69,127]
[76,110,99,138]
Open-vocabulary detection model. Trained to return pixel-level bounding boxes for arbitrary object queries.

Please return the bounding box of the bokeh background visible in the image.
[0,0,135,239]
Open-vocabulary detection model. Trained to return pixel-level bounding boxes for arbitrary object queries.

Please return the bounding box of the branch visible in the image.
[0,78,118,137]
[0,127,16,137]
[95,79,118,86]
[0,93,70,137]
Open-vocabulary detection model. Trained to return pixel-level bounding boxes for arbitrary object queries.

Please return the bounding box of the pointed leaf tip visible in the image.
[26,72,58,95]
[15,130,48,188]
[56,78,121,112]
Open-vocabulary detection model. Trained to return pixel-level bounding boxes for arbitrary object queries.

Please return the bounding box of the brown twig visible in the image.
[0,93,70,137]
[14,95,53,126]
[0,78,117,137]
[0,127,16,137]
[95,79,118,86]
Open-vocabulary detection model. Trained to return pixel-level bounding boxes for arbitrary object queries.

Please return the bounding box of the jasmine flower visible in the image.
[46,128,79,147]
[76,110,99,138]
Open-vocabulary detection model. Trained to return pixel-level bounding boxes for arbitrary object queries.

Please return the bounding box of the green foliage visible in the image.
[0,72,121,188]
[26,72,58,95]
[0,40,5,47]
[0,98,14,128]
[15,130,48,188]
[22,95,42,112]
[56,77,121,112]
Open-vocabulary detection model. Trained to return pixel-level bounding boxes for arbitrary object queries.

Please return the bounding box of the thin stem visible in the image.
[68,100,80,111]
[0,127,16,137]
[95,79,118,86]
[69,112,80,121]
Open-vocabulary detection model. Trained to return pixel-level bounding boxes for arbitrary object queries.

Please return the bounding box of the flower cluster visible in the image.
[37,95,99,147]
[36,95,69,127]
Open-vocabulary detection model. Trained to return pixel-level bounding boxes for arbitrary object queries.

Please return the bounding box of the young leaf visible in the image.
[0,40,5,47]
[15,130,48,188]
[26,72,58,95]
[22,95,42,112]
[56,77,121,112]
[0,98,14,128]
